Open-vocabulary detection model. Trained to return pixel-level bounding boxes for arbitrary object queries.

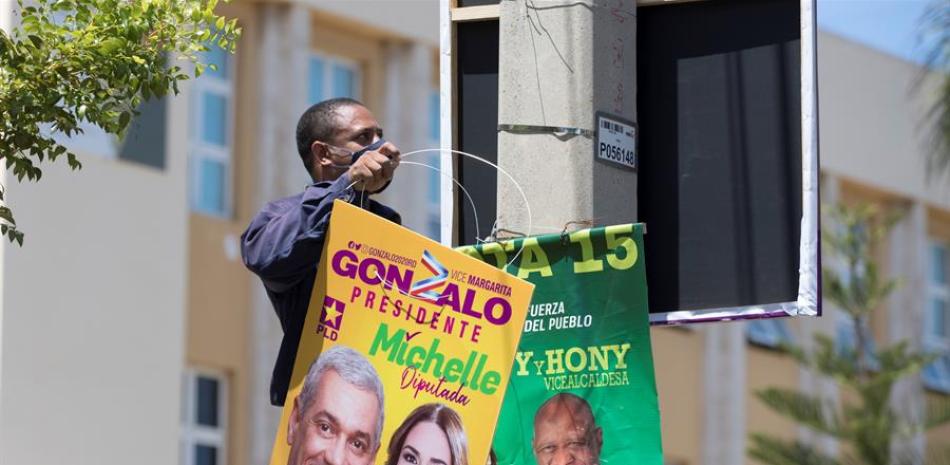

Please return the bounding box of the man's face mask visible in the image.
[326,139,388,169]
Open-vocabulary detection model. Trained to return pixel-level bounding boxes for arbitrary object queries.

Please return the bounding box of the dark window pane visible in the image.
[637,0,802,313]
[196,376,220,427]
[923,353,950,393]
[195,157,227,215]
[456,20,499,246]
[194,445,217,465]
[201,93,228,147]
[747,319,792,348]
[332,63,356,98]
[933,245,947,284]
[934,298,948,339]
[118,97,167,170]
[309,57,326,104]
[202,46,229,80]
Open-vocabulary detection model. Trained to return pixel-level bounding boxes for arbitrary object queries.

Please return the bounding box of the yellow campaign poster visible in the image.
[270,200,534,465]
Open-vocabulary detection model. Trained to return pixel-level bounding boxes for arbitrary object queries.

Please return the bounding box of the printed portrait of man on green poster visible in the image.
[457,223,663,465]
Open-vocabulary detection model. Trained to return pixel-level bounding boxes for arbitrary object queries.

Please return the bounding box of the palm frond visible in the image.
[755,388,843,438]
[748,434,843,465]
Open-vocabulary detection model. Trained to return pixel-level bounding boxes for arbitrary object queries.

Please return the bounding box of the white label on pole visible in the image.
[596,114,637,170]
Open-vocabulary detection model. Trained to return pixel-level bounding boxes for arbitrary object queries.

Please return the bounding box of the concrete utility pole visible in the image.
[496,0,638,235]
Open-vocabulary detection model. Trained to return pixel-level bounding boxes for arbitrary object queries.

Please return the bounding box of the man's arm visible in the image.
[240,175,354,292]
[242,143,399,292]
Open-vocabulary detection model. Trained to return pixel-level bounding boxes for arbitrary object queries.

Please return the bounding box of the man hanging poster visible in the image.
[457,224,663,465]
[268,200,535,465]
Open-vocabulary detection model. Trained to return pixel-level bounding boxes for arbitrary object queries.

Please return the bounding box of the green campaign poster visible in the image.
[457,223,663,465]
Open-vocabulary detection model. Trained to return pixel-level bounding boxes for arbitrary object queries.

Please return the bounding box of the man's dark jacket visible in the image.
[240,174,400,406]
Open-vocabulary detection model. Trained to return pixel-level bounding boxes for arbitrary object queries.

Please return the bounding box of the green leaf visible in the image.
[13,133,31,149]
[0,207,16,225]
[20,15,39,34]
[118,111,131,130]
[51,0,74,12]
[67,153,81,170]
[150,80,164,98]
[0,1,241,244]
[98,37,124,54]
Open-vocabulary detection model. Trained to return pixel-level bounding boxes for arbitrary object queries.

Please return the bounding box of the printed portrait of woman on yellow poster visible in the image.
[269,200,535,465]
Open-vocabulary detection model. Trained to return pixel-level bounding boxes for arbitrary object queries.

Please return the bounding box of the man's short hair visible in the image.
[295,97,365,171]
[298,345,385,449]
[534,392,595,424]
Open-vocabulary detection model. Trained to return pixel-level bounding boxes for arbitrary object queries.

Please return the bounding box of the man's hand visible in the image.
[346,141,401,193]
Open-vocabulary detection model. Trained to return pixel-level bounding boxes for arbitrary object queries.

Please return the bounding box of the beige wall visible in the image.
[0,97,189,464]
[818,32,950,210]
[745,345,799,465]
[309,14,387,120]
[231,2,264,224]
[185,3,260,465]
[187,216,254,465]
[652,327,704,465]
[301,0,438,46]
[926,391,950,451]
[176,14,950,465]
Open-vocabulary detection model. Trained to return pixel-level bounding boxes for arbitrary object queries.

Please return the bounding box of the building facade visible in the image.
[182,3,440,465]
[1,1,949,465]
[0,2,192,462]
[0,1,439,465]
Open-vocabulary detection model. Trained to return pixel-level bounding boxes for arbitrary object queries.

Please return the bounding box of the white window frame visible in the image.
[181,368,229,465]
[189,54,234,218]
[924,241,950,393]
[308,52,362,104]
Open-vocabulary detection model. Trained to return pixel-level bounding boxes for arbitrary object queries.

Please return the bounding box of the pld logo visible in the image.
[410,250,448,303]
[316,296,345,341]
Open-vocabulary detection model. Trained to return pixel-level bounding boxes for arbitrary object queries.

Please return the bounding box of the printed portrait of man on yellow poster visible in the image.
[269,200,535,465]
